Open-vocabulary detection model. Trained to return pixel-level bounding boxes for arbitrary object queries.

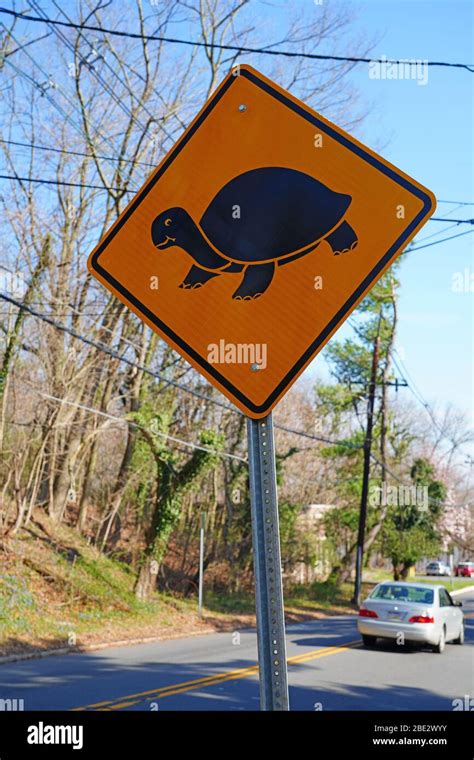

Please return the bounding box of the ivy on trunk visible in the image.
[133,411,223,601]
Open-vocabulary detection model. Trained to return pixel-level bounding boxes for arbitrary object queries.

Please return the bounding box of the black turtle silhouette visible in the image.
[151,167,358,300]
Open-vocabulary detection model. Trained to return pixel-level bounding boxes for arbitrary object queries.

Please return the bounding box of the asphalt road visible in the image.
[1,589,472,712]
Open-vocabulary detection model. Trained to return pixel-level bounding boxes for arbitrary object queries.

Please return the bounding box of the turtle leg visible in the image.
[233,263,275,301]
[179,265,221,289]
[325,221,358,255]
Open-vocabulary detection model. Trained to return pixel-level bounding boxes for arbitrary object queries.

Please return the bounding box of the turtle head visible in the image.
[151,207,195,250]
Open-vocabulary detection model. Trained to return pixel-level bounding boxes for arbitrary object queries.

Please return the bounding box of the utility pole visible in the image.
[198,512,205,619]
[353,326,381,607]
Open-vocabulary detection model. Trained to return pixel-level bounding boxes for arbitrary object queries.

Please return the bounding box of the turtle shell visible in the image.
[199,167,351,263]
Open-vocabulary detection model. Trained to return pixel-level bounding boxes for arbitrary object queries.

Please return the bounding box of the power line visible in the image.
[391,349,447,439]
[2,8,473,72]
[0,138,156,168]
[431,217,474,224]
[345,320,472,461]
[391,350,474,469]
[415,203,470,243]
[0,311,123,316]
[369,450,471,511]
[3,55,87,141]
[4,30,51,57]
[29,0,147,136]
[30,0,176,145]
[25,385,247,463]
[438,200,474,205]
[2,173,474,231]
[0,290,367,450]
[3,48,125,175]
[0,289,241,411]
[49,0,176,141]
[407,229,474,251]
[410,215,474,246]
[1,21,135,161]
[415,222,460,244]
[0,173,128,192]
[275,423,362,450]
[2,294,468,502]
[2,24,97,134]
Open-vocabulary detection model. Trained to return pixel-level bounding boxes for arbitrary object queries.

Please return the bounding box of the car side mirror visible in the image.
[455,601,463,607]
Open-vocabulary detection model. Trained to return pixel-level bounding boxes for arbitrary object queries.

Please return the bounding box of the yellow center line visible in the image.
[72,639,361,711]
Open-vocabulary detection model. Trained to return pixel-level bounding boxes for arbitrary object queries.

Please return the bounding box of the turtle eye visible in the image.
[164,218,172,227]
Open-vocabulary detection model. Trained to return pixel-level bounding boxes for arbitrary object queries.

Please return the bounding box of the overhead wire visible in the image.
[49,0,177,142]
[2,171,474,243]
[24,385,248,463]
[0,173,129,192]
[3,140,474,221]
[406,229,474,251]
[1,19,153,179]
[1,292,470,506]
[3,29,52,57]
[0,138,156,168]
[0,290,367,449]
[1,8,473,72]
[30,0,175,146]
[1,45,128,184]
[391,349,449,438]
[29,0,147,133]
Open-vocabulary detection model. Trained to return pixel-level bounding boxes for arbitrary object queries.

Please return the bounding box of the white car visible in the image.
[357,581,464,653]
[426,561,451,576]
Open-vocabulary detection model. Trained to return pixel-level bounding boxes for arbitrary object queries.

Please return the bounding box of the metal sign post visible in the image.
[247,413,289,711]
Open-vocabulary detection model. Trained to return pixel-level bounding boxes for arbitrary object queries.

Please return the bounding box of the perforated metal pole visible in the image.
[247,413,289,711]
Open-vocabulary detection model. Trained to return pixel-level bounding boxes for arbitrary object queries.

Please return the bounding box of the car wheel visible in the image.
[433,628,446,654]
[453,624,465,645]
[362,635,377,647]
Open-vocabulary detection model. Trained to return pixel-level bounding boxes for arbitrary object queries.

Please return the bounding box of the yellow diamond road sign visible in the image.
[88,64,436,418]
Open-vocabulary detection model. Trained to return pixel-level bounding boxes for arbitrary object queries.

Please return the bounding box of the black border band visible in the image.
[91,68,433,415]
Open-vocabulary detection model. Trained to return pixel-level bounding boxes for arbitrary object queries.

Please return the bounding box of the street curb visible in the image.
[0,626,219,665]
[0,606,349,665]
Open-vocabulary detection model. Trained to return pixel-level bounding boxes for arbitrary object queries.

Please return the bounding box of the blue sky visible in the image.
[285,0,473,431]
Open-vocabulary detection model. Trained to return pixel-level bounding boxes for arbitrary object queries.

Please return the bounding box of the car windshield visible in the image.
[370,584,434,605]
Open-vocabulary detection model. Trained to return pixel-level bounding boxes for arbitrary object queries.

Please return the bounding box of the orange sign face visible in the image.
[88,64,436,418]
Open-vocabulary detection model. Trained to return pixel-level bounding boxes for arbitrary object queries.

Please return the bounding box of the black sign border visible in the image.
[90,68,434,415]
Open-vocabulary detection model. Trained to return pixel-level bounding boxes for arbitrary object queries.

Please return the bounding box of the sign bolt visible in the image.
[238,104,247,112]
